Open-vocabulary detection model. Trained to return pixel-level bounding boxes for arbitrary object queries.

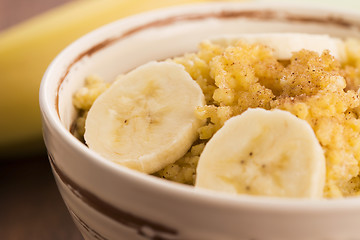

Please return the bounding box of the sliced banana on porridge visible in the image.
[84,61,205,173]
[208,33,344,60]
[195,108,326,199]
[75,32,360,199]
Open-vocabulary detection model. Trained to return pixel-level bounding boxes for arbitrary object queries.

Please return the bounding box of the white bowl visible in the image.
[40,2,360,240]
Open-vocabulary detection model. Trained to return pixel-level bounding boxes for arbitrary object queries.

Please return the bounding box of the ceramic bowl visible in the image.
[40,2,360,240]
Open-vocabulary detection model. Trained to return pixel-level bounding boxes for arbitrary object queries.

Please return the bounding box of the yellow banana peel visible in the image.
[0,0,243,158]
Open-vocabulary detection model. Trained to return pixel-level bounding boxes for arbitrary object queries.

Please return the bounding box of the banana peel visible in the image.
[0,0,241,158]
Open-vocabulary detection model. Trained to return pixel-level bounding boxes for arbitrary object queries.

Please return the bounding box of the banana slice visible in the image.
[84,61,205,173]
[195,108,325,198]
[208,33,345,60]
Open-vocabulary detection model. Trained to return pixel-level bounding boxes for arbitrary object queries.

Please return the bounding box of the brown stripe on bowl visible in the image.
[48,153,179,240]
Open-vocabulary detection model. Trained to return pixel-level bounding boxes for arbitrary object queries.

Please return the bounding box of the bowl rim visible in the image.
[40,1,360,212]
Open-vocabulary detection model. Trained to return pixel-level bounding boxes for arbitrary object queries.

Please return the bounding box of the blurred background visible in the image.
[0,0,71,30]
[0,0,358,239]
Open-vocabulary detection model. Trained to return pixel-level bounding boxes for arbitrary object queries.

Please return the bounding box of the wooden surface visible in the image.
[0,157,83,240]
[0,1,83,239]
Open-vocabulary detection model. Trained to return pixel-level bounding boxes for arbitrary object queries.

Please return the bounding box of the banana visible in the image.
[195,108,326,198]
[84,61,205,173]
[0,0,219,158]
[208,33,345,60]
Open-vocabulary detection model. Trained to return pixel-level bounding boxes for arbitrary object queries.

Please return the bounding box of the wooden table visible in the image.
[0,156,83,240]
[0,1,83,239]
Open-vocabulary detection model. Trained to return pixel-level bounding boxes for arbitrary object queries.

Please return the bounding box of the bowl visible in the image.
[39,2,360,240]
